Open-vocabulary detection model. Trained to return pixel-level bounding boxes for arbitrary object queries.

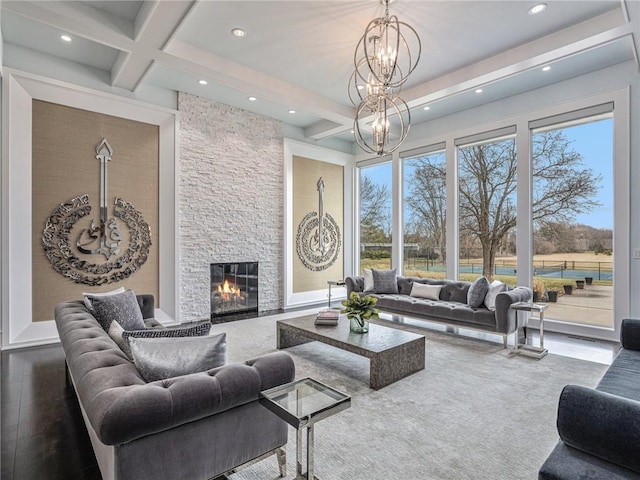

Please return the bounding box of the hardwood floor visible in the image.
[1,344,101,480]
[0,330,618,480]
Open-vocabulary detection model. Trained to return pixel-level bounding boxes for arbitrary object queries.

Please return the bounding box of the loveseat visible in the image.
[538,319,640,479]
[54,294,295,480]
[346,275,532,348]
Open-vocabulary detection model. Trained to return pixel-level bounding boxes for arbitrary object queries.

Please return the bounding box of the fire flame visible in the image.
[218,280,241,300]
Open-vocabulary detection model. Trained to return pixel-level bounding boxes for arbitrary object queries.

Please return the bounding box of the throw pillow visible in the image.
[372,268,399,294]
[484,280,507,311]
[120,320,212,358]
[467,276,490,308]
[363,269,374,292]
[129,333,227,382]
[410,282,442,300]
[108,320,127,351]
[90,290,145,331]
[83,287,126,311]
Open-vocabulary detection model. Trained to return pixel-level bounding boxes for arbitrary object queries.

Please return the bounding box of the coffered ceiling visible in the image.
[1,1,638,150]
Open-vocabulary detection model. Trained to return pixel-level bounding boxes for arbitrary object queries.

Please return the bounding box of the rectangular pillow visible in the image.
[119,320,212,358]
[410,282,442,300]
[129,333,227,382]
[89,290,146,331]
[372,268,398,294]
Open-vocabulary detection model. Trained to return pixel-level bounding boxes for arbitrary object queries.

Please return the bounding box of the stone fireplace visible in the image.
[210,262,259,322]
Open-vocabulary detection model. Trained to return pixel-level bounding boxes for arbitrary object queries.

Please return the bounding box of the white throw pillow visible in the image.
[410,282,442,300]
[484,280,507,311]
[83,287,126,311]
[363,269,374,292]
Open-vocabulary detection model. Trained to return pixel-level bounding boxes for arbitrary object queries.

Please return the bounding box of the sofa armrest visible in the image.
[621,319,640,351]
[494,286,533,334]
[345,276,364,295]
[557,385,640,474]
[97,352,295,445]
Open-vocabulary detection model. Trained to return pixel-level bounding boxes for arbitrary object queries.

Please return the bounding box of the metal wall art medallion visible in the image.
[42,139,152,286]
[295,177,341,271]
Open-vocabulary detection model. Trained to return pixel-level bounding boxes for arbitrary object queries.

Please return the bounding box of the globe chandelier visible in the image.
[349,0,421,156]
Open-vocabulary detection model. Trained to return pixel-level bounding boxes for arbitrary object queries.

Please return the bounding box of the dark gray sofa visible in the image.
[346,275,532,348]
[54,295,295,480]
[538,319,640,480]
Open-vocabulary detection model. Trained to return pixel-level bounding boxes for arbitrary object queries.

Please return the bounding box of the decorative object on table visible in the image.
[295,177,341,272]
[42,138,151,286]
[315,309,339,326]
[341,292,379,334]
[575,279,585,289]
[348,0,421,156]
[563,284,573,295]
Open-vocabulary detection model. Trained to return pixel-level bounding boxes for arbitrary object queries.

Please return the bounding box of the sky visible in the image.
[360,116,614,230]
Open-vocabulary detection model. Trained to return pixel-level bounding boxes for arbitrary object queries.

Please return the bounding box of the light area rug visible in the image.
[213,310,608,480]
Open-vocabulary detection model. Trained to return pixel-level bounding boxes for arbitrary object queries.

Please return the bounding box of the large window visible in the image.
[456,133,517,285]
[531,113,614,328]
[402,148,446,279]
[359,162,392,274]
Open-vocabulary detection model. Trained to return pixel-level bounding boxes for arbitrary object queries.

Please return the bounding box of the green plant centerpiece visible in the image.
[341,292,379,334]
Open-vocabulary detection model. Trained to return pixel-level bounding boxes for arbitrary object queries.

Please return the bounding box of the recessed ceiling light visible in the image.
[59,34,72,42]
[248,96,257,101]
[423,106,430,111]
[198,80,208,85]
[528,3,547,15]
[475,88,483,94]
[288,110,296,114]
[542,65,551,72]
[231,28,246,37]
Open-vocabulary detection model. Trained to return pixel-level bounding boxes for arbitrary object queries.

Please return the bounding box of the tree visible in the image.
[407,130,601,278]
[360,175,391,243]
[405,155,447,261]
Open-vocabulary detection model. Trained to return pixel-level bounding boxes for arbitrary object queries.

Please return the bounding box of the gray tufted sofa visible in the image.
[55,294,295,480]
[538,319,640,479]
[346,276,532,348]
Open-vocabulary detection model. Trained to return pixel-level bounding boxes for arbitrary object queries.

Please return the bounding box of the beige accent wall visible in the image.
[32,100,159,321]
[292,156,344,293]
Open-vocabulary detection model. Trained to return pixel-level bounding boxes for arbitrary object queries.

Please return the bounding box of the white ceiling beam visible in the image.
[111,1,195,91]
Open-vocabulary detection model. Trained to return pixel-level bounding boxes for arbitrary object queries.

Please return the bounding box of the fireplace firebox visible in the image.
[210,262,258,322]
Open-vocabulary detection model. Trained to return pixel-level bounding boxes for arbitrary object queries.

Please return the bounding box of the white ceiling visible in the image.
[1,0,638,150]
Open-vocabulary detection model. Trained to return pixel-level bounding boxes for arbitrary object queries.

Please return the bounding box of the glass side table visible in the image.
[260,378,351,480]
[510,302,549,359]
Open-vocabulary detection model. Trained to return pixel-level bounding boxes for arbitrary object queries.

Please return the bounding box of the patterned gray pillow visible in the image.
[129,333,227,382]
[372,268,399,294]
[119,320,212,358]
[467,276,490,308]
[89,290,145,331]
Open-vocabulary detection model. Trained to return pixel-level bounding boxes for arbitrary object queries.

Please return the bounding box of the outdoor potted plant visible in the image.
[547,290,558,302]
[563,284,573,295]
[533,277,546,302]
[341,292,379,334]
[576,279,585,289]
[585,276,594,285]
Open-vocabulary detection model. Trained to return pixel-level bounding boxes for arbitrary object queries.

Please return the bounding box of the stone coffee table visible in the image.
[277,315,425,390]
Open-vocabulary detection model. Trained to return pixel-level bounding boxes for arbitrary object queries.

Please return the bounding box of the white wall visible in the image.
[178,93,285,321]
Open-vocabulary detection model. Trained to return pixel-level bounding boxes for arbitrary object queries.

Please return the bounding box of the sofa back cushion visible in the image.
[397,277,444,295]
[440,282,471,303]
[467,276,490,308]
[372,268,399,294]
